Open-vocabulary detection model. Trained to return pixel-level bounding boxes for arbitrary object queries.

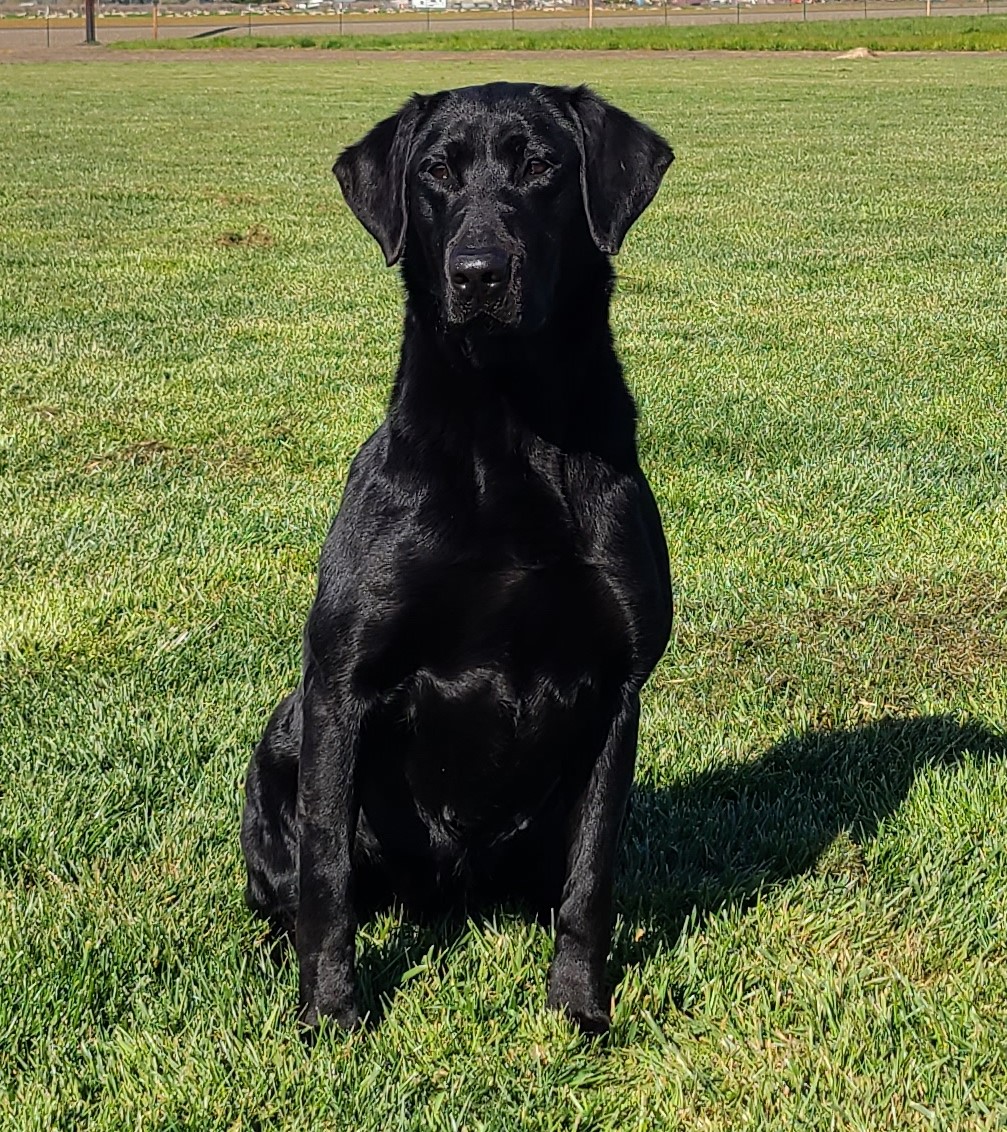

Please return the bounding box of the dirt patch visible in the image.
[84,439,172,471]
[26,403,63,421]
[216,223,274,249]
[835,46,877,59]
[80,436,286,476]
[212,192,261,208]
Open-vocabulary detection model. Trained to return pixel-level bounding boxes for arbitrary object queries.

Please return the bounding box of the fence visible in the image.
[2,0,1005,48]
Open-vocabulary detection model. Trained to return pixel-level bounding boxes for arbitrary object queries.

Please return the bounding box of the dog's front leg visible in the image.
[296,661,364,1033]
[547,688,640,1035]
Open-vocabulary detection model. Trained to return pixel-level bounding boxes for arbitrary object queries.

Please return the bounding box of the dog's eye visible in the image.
[525,158,551,179]
[429,162,451,182]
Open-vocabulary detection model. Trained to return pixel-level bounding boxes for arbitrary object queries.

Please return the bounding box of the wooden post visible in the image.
[588,0,593,29]
[152,0,158,40]
[84,0,97,42]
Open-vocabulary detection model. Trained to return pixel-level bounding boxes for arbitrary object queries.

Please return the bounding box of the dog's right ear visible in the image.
[333,95,426,268]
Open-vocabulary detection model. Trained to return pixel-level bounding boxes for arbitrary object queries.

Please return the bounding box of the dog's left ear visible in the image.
[567,87,674,256]
[333,95,427,267]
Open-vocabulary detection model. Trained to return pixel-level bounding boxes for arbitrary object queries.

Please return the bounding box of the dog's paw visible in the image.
[299,995,363,1043]
[547,961,610,1036]
[563,1000,611,1036]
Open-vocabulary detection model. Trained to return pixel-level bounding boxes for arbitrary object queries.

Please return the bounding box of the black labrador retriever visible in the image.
[241,82,674,1035]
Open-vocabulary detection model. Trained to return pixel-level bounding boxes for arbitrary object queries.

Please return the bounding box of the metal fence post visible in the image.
[84,0,97,43]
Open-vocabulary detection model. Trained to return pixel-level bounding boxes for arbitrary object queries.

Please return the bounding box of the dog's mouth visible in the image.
[447,305,520,333]
[444,292,522,333]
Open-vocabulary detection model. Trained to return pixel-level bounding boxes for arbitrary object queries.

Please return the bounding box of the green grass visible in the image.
[112,13,1007,51]
[2,52,1007,1129]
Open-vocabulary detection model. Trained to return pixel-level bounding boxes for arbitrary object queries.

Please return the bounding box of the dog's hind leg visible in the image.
[241,689,302,933]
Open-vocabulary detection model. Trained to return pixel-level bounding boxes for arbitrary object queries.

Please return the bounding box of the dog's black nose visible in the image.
[449,247,511,306]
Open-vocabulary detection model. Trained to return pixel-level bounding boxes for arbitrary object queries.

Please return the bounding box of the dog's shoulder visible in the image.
[309,423,393,611]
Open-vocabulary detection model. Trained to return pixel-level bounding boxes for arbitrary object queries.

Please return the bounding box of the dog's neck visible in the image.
[388,266,640,473]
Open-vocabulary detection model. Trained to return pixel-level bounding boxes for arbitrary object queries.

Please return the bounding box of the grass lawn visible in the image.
[113,13,1007,52]
[2,52,1007,1129]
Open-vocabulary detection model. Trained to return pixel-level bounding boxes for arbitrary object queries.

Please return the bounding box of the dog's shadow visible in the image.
[333,714,1004,1025]
[614,713,1005,970]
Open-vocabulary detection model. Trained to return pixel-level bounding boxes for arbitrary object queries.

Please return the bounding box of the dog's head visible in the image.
[333,83,673,335]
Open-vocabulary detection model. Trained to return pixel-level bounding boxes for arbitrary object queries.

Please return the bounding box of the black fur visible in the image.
[241,82,674,1035]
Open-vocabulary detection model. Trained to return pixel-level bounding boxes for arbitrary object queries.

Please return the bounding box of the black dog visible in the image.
[241,82,674,1035]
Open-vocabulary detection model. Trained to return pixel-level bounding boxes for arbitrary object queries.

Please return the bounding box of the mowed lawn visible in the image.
[2,51,1006,1129]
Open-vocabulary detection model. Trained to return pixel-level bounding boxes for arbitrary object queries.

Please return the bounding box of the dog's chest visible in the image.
[377,550,631,692]
[361,556,630,838]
